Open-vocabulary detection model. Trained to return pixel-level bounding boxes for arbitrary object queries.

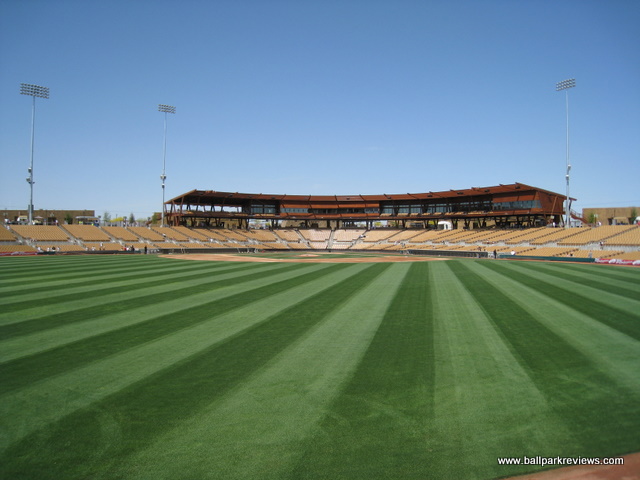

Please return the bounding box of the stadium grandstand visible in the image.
[2,221,640,260]
[163,182,568,229]
[2,182,639,262]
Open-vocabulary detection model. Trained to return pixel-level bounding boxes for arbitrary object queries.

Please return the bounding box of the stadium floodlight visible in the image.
[20,83,50,224]
[158,104,176,226]
[556,78,575,229]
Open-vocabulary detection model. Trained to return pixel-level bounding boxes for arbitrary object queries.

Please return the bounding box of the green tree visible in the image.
[103,211,112,223]
[64,213,73,224]
[129,213,136,225]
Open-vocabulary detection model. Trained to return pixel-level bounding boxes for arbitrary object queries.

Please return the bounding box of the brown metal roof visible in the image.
[167,182,568,206]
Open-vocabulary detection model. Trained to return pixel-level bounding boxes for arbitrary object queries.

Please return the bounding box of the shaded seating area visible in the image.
[333,229,365,242]
[360,229,401,242]
[299,229,331,242]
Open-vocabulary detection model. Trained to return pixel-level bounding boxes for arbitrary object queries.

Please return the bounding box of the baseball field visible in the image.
[1,253,638,479]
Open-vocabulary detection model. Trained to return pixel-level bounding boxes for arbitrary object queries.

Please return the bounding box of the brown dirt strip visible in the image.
[160,253,448,263]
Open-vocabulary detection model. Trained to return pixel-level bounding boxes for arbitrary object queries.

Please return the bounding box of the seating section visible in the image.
[274,230,303,242]
[84,242,123,251]
[0,227,17,241]
[299,229,331,241]
[0,245,36,253]
[608,251,640,261]
[151,227,190,242]
[599,226,640,246]
[361,230,400,242]
[407,231,442,243]
[128,227,165,242]
[504,228,557,245]
[63,225,111,242]
[495,246,536,255]
[260,242,283,250]
[333,229,365,242]
[103,227,139,242]
[3,225,638,259]
[177,242,205,250]
[530,229,581,245]
[11,225,69,241]
[557,225,635,246]
[245,230,279,242]
[173,226,210,241]
[153,241,179,249]
[387,230,422,242]
[201,230,231,242]
[216,229,248,242]
[37,244,86,252]
[524,247,578,257]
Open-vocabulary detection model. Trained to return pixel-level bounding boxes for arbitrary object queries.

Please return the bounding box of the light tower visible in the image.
[158,104,176,226]
[20,83,49,224]
[556,78,575,228]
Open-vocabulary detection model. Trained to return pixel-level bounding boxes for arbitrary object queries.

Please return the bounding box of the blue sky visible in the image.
[1,0,639,220]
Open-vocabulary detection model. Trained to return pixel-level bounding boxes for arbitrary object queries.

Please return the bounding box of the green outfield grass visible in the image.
[0,254,638,480]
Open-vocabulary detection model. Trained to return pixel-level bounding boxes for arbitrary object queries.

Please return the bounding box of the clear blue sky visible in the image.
[1,0,639,220]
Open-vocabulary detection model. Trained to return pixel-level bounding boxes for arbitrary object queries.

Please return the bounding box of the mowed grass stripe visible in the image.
[449,261,640,457]
[0,263,391,479]
[117,263,412,480]
[0,258,261,314]
[485,261,640,341]
[0,254,119,272]
[0,261,263,328]
[549,261,640,283]
[0,255,157,285]
[468,260,640,394]
[0,263,368,452]
[0,254,161,283]
[0,264,306,364]
[0,256,232,297]
[290,262,436,480]
[0,262,289,336]
[426,261,575,480]
[0,263,342,393]
[511,261,640,300]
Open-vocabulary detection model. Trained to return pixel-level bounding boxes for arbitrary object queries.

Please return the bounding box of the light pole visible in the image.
[556,78,575,228]
[20,83,49,224]
[158,104,176,226]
